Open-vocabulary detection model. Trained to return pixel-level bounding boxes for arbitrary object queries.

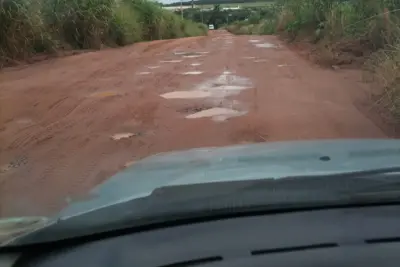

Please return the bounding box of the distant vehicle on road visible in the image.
[208,24,215,30]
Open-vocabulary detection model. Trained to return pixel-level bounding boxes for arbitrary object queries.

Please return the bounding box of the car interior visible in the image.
[1,204,400,267]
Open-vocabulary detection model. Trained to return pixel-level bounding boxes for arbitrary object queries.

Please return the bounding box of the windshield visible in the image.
[1,0,400,245]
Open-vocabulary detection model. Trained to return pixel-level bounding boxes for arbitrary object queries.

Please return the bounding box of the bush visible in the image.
[226,0,400,121]
[366,29,400,121]
[0,0,50,65]
[42,0,115,49]
[0,0,206,67]
[109,4,142,46]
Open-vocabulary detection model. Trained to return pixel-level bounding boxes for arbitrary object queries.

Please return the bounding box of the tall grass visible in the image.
[0,0,207,67]
[0,0,49,64]
[226,0,400,123]
[275,0,400,122]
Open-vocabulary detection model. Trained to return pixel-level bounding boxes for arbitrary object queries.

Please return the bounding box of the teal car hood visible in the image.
[58,139,400,218]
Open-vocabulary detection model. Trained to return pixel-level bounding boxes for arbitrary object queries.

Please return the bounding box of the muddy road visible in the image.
[0,30,386,217]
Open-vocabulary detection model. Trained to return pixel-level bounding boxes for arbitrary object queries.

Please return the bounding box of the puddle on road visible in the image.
[160,60,182,63]
[161,90,211,99]
[160,71,252,122]
[147,66,160,69]
[173,51,207,57]
[111,133,135,140]
[183,55,202,58]
[243,56,256,59]
[249,40,260,43]
[182,71,203,75]
[160,72,252,100]
[191,63,202,66]
[192,71,252,98]
[137,72,151,75]
[255,43,277,48]
[254,59,267,63]
[177,104,214,114]
[186,107,246,121]
[173,51,187,55]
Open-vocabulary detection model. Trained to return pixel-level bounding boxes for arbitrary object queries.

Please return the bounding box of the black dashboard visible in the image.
[3,205,400,267]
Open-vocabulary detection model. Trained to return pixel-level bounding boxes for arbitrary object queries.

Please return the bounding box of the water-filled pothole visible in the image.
[177,104,215,114]
[182,71,203,75]
[161,91,211,99]
[183,55,203,58]
[255,43,277,48]
[160,60,182,63]
[186,107,246,121]
[173,51,206,57]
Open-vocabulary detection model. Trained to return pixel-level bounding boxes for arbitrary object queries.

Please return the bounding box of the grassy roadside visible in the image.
[0,0,207,68]
[227,0,400,124]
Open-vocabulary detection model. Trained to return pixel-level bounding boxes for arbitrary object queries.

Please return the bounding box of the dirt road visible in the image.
[0,30,386,217]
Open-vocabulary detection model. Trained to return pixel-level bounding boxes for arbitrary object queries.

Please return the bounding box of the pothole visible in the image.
[177,103,215,114]
[161,91,212,99]
[190,71,253,98]
[182,71,203,75]
[278,64,294,67]
[173,51,205,57]
[255,43,277,48]
[185,107,246,121]
[0,156,28,174]
[183,55,202,58]
[90,91,120,98]
[160,60,182,63]
[111,133,135,140]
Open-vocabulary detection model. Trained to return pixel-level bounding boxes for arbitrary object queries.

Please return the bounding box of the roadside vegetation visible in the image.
[226,0,400,123]
[177,4,273,30]
[164,0,275,8]
[0,0,207,68]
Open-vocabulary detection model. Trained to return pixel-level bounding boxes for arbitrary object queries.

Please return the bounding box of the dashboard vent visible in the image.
[160,256,223,267]
[251,243,338,256]
[365,237,400,244]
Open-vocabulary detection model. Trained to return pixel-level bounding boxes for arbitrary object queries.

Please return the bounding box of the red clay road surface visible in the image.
[0,30,387,217]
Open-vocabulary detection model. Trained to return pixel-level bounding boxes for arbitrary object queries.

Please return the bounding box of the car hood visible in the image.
[58,139,400,218]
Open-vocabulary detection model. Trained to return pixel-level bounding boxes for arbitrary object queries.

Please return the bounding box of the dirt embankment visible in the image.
[0,31,388,217]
